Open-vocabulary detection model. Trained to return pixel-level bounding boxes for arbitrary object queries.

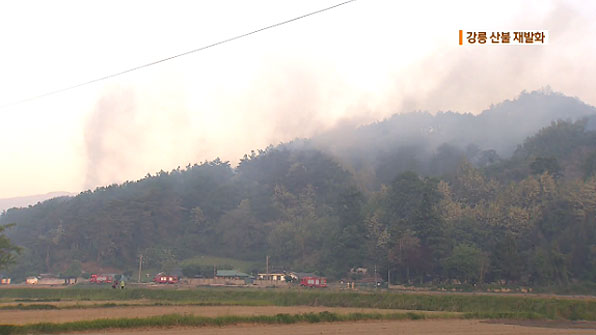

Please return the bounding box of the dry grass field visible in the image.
[0,287,594,334]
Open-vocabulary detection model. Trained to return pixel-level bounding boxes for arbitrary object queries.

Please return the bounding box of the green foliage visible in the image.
[0,304,59,310]
[0,312,445,334]
[142,247,177,273]
[0,224,20,271]
[180,263,208,278]
[530,157,562,177]
[443,244,489,283]
[514,119,592,161]
[60,260,82,278]
[583,152,596,179]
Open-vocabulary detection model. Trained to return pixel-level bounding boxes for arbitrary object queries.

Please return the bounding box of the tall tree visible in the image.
[0,224,20,271]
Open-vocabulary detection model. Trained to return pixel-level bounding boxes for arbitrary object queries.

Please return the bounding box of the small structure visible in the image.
[350,267,368,275]
[25,275,77,285]
[64,277,78,285]
[255,271,291,287]
[0,277,11,285]
[37,274,64,285]
[257,272,287,281]
[153,272,179,284]
[215,270,252,285]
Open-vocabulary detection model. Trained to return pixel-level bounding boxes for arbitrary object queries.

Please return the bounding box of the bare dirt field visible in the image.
[69,319,596,335]
[0,305,448,325]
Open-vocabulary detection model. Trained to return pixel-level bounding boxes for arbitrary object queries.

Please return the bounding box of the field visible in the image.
[0,287,594,334]
[69,320,596,335]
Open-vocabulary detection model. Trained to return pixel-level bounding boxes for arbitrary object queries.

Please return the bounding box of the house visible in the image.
[26,276,38,285]
[257,272,287,281]
[214,270,253,285]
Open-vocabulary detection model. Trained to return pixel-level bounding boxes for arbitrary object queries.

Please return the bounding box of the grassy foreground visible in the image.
[1,287,594,320]
[0,310,545,335]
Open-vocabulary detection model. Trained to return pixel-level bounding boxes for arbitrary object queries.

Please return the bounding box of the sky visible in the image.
[0,0,595,198]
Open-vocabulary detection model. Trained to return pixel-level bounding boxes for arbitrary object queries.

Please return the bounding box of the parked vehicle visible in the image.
[300,276,327,288]
[89,273,115,284]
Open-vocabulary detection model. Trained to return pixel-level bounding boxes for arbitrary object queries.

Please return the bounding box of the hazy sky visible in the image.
[1,0,595,198]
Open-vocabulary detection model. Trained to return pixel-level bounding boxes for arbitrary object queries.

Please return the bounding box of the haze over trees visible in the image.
[1,89,595,285]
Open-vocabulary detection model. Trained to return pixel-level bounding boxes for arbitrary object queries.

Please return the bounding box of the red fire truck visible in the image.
[89,274,114,284]
[300,276,327,288]
[153,273,179,284]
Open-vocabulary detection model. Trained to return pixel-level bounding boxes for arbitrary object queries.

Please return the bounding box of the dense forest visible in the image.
[1,90,595,286]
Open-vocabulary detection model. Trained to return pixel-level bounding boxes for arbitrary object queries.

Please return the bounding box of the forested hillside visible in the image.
[1,90,595,286]
[314,89,596,188]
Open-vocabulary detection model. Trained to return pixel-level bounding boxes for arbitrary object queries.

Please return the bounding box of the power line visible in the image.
[0,0,357,110]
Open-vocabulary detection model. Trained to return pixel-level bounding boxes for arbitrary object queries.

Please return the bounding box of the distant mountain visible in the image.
[0,192,75,212]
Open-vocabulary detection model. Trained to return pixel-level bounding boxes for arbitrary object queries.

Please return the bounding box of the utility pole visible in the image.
[138,254,143,283]
[388,269,390,288]
[374,264,378,290]
[266,255,269,280]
